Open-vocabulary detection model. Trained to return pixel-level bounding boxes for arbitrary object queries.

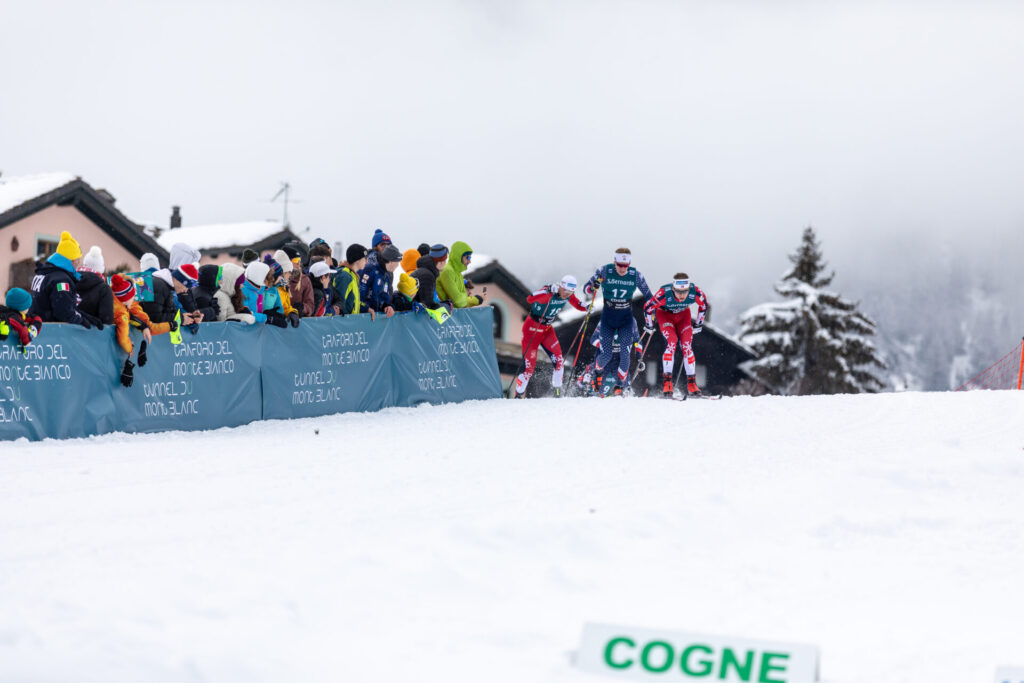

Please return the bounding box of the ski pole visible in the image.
[564,296,597,391]
[628,330,655,385]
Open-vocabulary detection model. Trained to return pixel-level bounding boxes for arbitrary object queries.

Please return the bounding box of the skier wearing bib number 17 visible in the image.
[583,248,653,397]
[513,275,587,398]
[643,273,710,397]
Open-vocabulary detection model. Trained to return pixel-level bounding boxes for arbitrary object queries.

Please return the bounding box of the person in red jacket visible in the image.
[643,273,709,397]
[512,275,587,398]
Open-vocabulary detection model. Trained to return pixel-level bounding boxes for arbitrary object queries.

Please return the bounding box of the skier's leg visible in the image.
[541,327,565,389]
[657,309,678,375]
[515,320,544,395]
[615,323,634,388]
[594,319,615,373]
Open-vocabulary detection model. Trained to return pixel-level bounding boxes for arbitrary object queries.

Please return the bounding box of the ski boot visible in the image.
[662,373,674,398]
[553,387,561,398]
[593,375,604,397]
[612,383,624,397]
[686,375,702,398]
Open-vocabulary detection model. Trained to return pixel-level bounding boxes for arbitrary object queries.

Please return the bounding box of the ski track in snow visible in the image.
[1,392,1023,682]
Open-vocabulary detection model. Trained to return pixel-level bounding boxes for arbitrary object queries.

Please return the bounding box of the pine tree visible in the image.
[739,227,887,395]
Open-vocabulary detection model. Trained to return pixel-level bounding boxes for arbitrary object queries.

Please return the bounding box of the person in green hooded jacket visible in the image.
[436,240,485,308]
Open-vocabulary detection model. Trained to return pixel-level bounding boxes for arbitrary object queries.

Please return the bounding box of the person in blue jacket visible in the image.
[358,244,402,319]
[28,230,103,329]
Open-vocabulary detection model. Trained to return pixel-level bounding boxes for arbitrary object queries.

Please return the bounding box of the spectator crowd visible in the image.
[0,228,487,387]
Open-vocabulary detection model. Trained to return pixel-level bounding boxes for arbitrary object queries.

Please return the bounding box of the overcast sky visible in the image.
[3,0,1023,323]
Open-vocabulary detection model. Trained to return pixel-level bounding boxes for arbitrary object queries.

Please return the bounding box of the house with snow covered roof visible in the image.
[150,214,303,266]
[0,172,168,293]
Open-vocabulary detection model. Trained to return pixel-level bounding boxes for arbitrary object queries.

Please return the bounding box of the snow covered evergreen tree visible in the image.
[739,227,886,395]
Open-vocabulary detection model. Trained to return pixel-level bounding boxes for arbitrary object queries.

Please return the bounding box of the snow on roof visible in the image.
[155,220,285,252]
[0,172,78,216]
[463,253,494,275]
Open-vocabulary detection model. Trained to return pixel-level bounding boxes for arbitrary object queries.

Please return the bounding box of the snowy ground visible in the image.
[1,391,1022,683]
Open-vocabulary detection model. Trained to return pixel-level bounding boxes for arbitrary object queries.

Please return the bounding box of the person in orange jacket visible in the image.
[111,274,154,387]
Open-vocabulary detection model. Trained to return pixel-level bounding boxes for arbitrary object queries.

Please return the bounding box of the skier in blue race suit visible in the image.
[583,247,652,396]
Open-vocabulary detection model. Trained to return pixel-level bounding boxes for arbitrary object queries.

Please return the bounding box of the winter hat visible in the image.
[429,244,449,259]
[379,245,402,263]
[559,275,578,292]
[272,250,294,273]
[169,242,201,271]
[140,252,160,272]
[219,263,244,296]
[397,272,418,299]
[308,237,329,252]
[245,260,270,286]
[262,254,283,280]
[241,248,259,265]
[5,287,32,313]
[371,229,392,249]
[81,246,105,273]
[401,249,421,274]
[55,231,82,261]
[110,274,137,303]
[346,243,368,265]
[177,263,200,282]
[417,243,430,256]
[309,261,336,278]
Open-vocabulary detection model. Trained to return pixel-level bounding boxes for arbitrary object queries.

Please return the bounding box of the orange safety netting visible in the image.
[956,339,1024,391]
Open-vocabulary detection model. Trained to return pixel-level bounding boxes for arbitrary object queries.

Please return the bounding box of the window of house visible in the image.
[35,235,58,259]
[492,305,504,340]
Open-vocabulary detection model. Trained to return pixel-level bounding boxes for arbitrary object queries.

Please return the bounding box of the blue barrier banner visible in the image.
[112,322,264,434]
[390,309,503,406]
[0,307,502,441]
[259,316,394,420]
[0,324,116,441]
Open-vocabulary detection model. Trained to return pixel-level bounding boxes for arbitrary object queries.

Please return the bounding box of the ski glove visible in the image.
[168,319,179,332]
[288,312,301,328]
[692,323,703,335]
[137,339,148,367]
[265,312,288,328]
[475,293,486,305]
[120,359,135,387]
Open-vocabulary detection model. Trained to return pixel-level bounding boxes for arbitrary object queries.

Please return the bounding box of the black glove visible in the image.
[120,359,135,387]
[81,311,103,330]
[692,323,703,335]
[168,319,179,332]
[265,312,287,328]
[137,339,148,367]
[475,293,486,304]
[288,312,300,328]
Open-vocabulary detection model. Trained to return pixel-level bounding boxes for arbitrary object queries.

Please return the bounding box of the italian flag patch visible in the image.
[56,283,69,292]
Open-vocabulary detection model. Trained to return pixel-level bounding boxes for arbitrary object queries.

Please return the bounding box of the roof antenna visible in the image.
[270,182,295,229]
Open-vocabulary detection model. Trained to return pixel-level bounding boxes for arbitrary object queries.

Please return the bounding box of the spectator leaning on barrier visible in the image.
[309,261,336,316]
[192,265,222,323]
[271,250,302,325]
[29,230,103,329]
[168,243,204,329]
[139,253,177,330]
[0,288,42,352]
[261,255,299,327]
[243,261,288,328]
[436,240,484,308]
[282,244,314,317]
[394,248,423,313]
[333,243,367,315]
[408,245,452,322]
[359,244,401,319]
[76,246,115,327]
[214,263,256,324]
[110,274,153,388]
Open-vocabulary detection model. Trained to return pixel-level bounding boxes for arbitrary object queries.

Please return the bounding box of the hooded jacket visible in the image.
[28,253,85,324]
[76,271,115,325]
[141,268,178,323]
[436,241,482,308]
[409,255,444,310]
[214,263,256,324]
[191,264,221,323]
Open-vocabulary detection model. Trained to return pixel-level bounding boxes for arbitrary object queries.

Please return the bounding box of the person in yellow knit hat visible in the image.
[28,230,104,328]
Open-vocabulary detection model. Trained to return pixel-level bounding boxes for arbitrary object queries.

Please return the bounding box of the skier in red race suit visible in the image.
[643,272,710,397]
[513,275,588,398]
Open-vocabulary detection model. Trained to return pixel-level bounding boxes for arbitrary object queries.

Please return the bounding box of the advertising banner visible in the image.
[1,308,502,441]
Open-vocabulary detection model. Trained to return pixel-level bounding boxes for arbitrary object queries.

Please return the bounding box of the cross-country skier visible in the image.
[583,248,652,396]
[513,275,587,398]
[576,318,641,396]
[643,272,709,397]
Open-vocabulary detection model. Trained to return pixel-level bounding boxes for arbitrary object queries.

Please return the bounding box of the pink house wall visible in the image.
[1,205,142,292]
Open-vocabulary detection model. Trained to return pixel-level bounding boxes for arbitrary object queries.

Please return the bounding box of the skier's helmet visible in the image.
[559,275,578,292]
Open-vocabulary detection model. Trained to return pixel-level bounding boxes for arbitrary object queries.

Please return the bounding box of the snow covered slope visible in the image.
[1,392,1022,682]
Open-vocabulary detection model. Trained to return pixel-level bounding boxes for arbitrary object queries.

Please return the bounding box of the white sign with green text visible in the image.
[577,623,819,683]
